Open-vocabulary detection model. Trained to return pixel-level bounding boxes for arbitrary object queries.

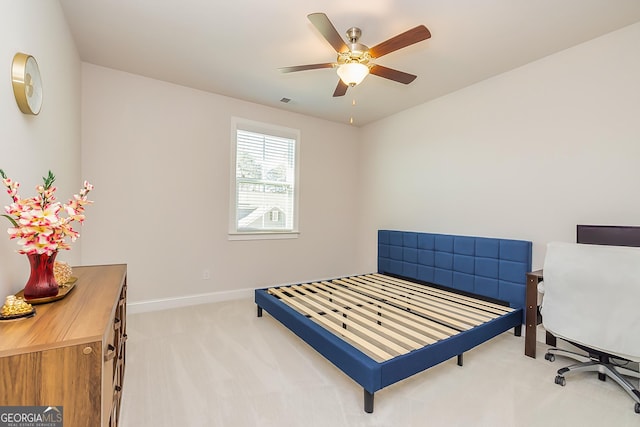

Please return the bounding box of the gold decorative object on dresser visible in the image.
[0,264,127,427]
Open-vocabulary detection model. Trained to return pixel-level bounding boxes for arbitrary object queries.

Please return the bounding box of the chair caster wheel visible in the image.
[555,375,566,386]
[635,402,640,414]
[544,353,555,362]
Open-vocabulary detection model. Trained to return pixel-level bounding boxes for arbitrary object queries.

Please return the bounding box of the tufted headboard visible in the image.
[378,230,532,320]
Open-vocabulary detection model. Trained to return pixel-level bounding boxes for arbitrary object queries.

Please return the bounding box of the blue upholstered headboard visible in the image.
[378,230,532,316]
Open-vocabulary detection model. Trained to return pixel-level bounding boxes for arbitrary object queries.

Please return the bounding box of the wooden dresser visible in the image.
[0,264,127,427]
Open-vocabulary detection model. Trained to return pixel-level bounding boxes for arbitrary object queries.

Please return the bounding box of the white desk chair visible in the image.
[541,242,640,414]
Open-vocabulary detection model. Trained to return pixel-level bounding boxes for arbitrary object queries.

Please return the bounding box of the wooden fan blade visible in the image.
[369,25,431,58]
[280,63,335,73]
[333,80,348,97]
[308,13,349,54]
[369,65,417,84]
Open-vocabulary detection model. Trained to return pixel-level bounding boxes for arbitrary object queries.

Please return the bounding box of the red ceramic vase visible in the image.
[24,251,59,299]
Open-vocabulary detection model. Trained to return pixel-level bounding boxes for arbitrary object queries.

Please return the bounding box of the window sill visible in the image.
[228,231,300,241]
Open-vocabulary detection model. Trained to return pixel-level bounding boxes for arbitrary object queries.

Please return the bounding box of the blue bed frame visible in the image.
[255,230,532,413]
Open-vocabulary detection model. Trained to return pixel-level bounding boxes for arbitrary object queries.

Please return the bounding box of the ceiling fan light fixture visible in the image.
[337,62,369,86]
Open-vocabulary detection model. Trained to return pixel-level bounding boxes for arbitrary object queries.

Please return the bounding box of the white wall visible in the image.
[5,7,633,308]
[80,64,361,308]
[358,22,640,271]
[0,3,81,298]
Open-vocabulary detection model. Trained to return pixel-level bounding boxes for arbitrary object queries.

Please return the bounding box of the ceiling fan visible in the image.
[280,13,431,97]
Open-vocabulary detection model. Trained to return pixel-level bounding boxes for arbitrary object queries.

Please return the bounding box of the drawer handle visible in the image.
[104,344,116,362]
[113,318,121,330]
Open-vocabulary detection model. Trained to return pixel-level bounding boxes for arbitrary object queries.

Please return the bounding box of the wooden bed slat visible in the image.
[353,276,498,322]
[368,274,514,315]
[332,278,464,336]
[266,273,516,364]
[271,286,413,359]
[337,277,476,330]
[292,284,424,351]
[268,287,396,361]
[317,281,455,340]
[300,283,438,346]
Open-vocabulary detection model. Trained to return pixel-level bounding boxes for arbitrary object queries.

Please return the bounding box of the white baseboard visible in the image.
[127,287,254,314]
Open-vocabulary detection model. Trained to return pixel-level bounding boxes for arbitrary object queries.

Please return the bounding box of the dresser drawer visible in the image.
[0,265,127,427]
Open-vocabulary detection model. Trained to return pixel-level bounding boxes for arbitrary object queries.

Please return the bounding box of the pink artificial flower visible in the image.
[0,170,94,255]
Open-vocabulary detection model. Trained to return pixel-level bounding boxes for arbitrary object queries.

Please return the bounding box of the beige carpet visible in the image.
[119,298,639,426]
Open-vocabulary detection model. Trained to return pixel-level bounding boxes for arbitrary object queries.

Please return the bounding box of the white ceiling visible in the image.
[59,0,640,126]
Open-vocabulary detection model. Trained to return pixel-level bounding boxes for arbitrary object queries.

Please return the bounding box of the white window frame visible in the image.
[229,117,300,240]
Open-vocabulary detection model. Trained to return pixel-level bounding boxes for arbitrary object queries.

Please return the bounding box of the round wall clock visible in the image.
[11,53,43,115]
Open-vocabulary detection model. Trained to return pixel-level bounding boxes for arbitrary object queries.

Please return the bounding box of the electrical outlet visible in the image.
[202,269,210,280]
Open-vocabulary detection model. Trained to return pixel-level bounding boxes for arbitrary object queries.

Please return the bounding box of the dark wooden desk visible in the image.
[525,269,556,358]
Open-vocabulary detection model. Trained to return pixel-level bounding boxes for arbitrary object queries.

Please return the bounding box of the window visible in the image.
[230,118,299,238]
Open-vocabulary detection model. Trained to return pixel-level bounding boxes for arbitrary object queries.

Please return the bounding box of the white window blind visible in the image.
[232,124,298,235]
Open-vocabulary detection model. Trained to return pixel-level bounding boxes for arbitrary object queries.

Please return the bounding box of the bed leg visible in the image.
[457,354,463,366]
[257,305,263,318]
[364,390,374,413]
[514,324,522,337]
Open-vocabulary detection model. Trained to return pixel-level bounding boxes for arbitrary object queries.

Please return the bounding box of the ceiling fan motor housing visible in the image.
[339,27,371,65]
